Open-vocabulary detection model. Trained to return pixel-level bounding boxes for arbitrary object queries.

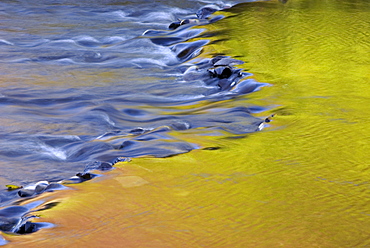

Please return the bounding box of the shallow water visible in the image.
[0,0,266,240]
[0,0,262,188]
[1,0,370,247]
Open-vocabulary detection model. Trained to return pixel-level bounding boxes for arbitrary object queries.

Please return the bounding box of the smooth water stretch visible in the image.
[1,0,370,247]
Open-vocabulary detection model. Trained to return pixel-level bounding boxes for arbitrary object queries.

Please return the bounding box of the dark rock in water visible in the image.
[168,19,199,30]
[60,172,97,184]
[0,201,55,235]
[18,189,35,197]
[112,157,131,165]
[180,19,191,26]
[208,66,233,79]
[84,161,113,172]
[1,217,40,234]
[264,114,275,123]
[96,161,113,171]
[17,221,38,234]
[84,157,129,173]
[76,172,95,181]
[35,181,49,194]
[183,55,249,92]
[0,206,38,234]
[169,21,182,30]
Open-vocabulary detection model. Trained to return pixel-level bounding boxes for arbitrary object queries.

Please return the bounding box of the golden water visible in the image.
[3,0,370,247]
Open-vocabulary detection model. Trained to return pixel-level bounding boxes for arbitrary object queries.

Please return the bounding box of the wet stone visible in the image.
[17,222,38,234]
[112,157,131,164]
[84,161,113,172]
[76,172,95,181]
[35,182,49,194]
[60,173,97,184]
[169,21,182,30]
[18,189,35,198]
[168,19,199,30]
[208,66,233,79]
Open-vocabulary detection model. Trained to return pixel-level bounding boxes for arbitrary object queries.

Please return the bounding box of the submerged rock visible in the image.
[17,181,63,198]
[169,19,200,30]
[208,66,233,79]
[17,221,38,234]
[84,161,113,172]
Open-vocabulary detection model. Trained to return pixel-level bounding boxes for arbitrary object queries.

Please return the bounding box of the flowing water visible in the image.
[1,0,370,247]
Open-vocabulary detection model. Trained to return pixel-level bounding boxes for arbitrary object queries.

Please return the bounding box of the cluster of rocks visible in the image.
[13,156,131,198]
[168,4,228,30]
[0,156,130,235]
[183,55,248,91]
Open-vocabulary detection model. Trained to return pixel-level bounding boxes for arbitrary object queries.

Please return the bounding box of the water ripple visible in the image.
[0,0,269,241]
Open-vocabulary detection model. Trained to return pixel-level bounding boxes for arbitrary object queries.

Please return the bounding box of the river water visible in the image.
[1,0,370,247]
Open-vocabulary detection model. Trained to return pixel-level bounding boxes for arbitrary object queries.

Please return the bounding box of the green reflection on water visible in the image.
[201,0,370,246]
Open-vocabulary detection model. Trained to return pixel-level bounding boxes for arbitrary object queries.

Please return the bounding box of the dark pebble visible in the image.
[17,222,38,234]
[18,189,35,197]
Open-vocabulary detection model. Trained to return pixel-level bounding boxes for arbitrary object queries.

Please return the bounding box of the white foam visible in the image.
[0,39,14,46]
[55,58,76,64]
[38,143,67,160]
[74,35,100,45]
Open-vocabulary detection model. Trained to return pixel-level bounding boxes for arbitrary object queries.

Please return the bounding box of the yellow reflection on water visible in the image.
[5,0,370,247]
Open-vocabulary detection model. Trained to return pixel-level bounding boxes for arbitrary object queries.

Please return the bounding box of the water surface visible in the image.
[1,0,370,247]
